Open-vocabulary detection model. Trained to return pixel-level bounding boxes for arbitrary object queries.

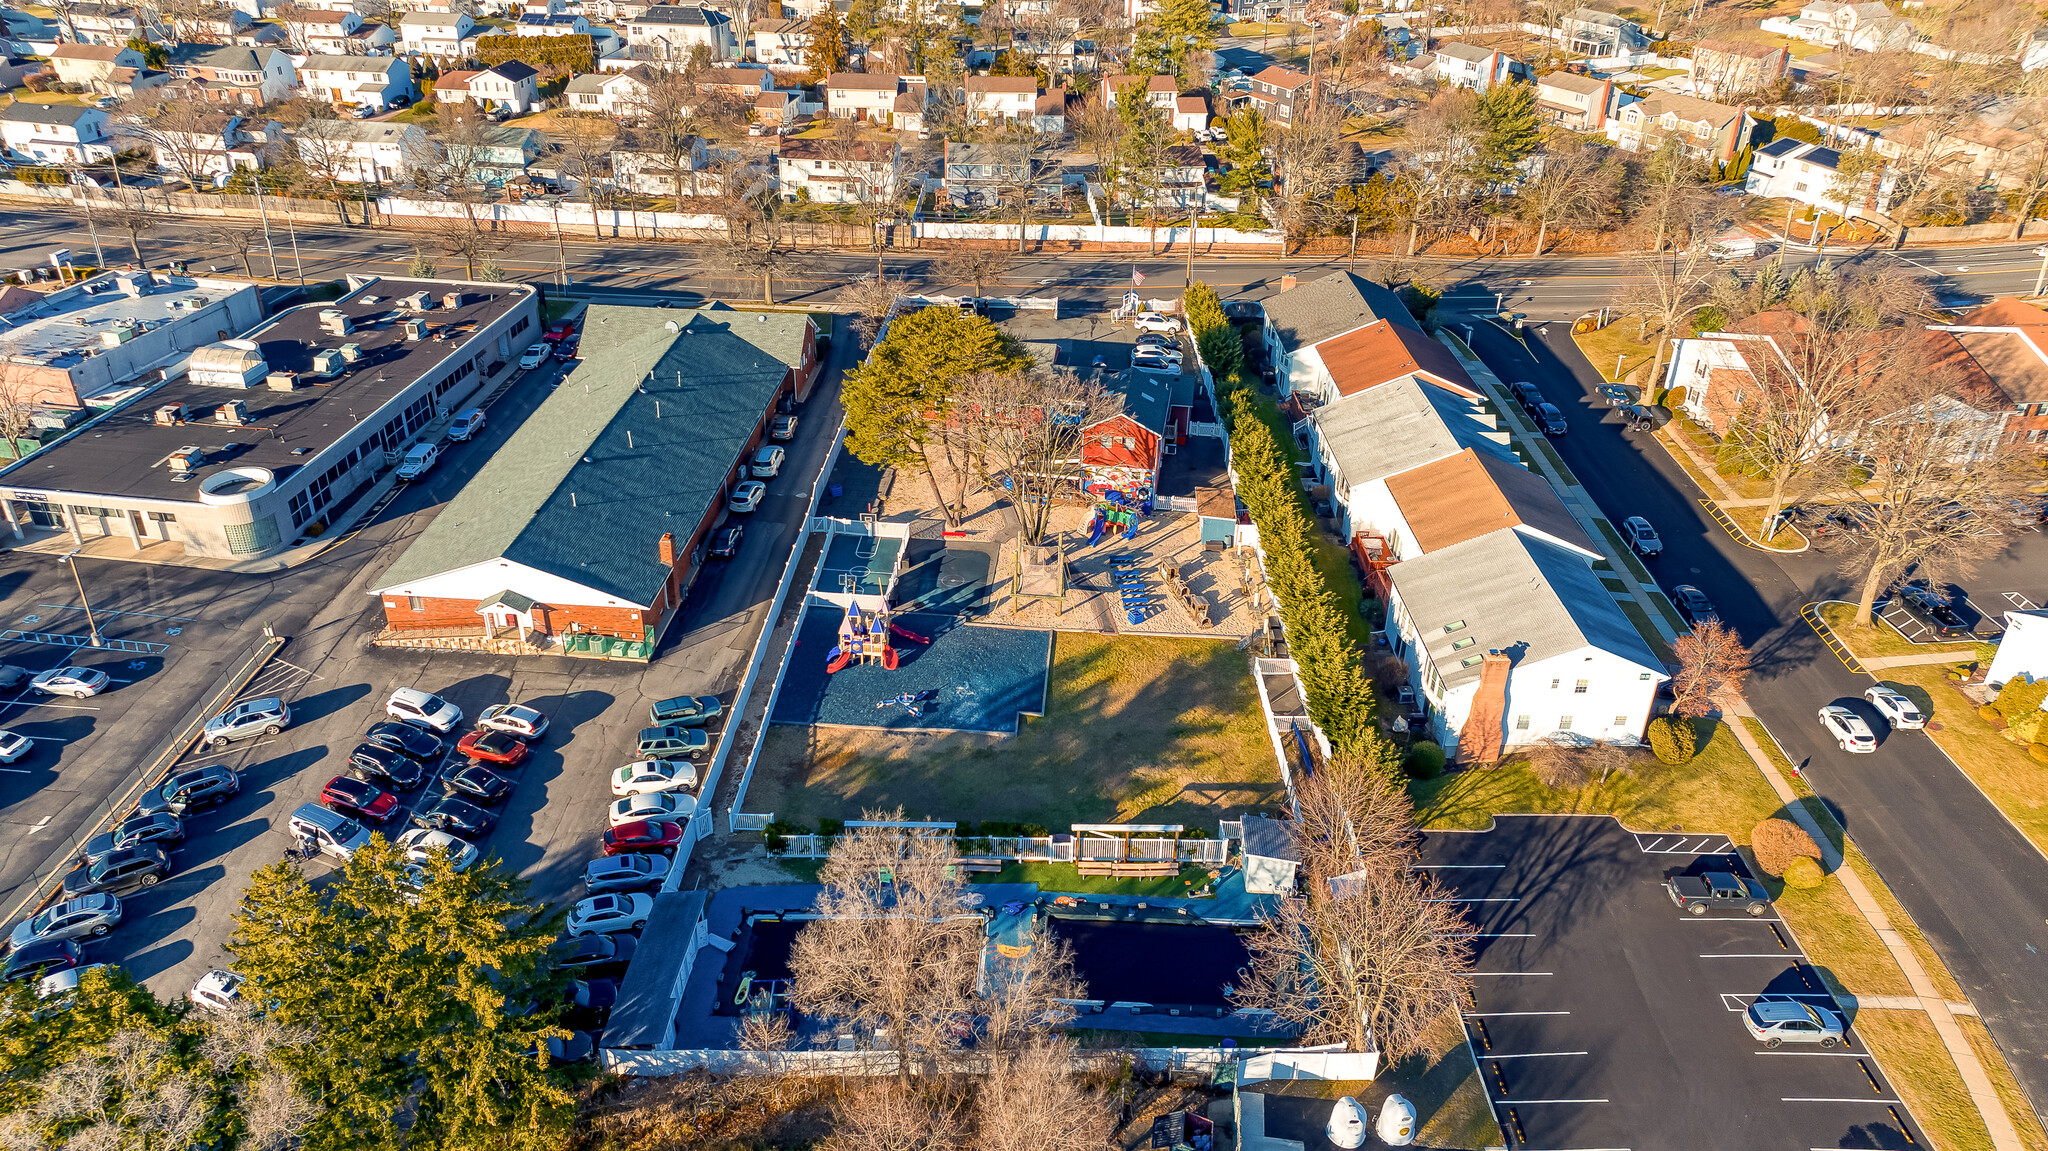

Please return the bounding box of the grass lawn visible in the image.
[542,297,579,323]
[1880,664,2048,861]
[1854,1010,2019,1151]
[7,88,83,106]
[1817,602,1986,662]
[1615,600,1677,665]
[1526,437,1580,487]
[1964,1016,2048,1151]
[1227,20,1306,36]
[1723,504,1804,549]
[748,632,1280,828]
[969,861,1221,897]
[1570,321,1662,384]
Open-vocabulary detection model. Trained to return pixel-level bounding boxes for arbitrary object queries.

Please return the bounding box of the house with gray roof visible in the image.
[370,303,818,653]
[1259,271,1419,399]
[167,42,295,103]
[1310,374,1513,494]
[0,103,113,164]
[1384,530,1666,763]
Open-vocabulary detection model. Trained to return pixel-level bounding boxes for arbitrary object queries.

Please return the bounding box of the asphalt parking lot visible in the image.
[1426,815,1924,1151]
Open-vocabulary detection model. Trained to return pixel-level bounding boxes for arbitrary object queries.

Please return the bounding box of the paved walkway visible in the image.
[1724,702,2026,1151]
[1861,649,1983,670]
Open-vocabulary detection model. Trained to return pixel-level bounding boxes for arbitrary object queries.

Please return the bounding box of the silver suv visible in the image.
[202,697,290,748]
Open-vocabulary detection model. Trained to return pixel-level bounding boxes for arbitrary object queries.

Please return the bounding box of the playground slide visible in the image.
[826,647,852,674]
[881,645,899,671]
[889,623,930,645]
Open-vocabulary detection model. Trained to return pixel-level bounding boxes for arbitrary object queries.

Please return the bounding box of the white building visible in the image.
[0,104,114,164]
[0,270,264,409]
[964,74,1037,124]
[144,113,280,177]
[291,9,396,54]
[824,71,911,123]
[1261,271,1424,400]
[1763,0,1915,51]
[1432,41,1523,92]
[564,67,652,114]
[399,9,474,56]
[1988,610,2048,691]
[754,16,809,65]
[1308,376,1516,538]
[776,137,901,203]
[516,11,589,33]
[299,55,414,110]
[1743,136,1891,217]
[624,4,736,60]
[295,118,430,182]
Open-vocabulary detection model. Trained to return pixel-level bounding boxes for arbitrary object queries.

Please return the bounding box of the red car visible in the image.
[457,729,529,767]
[542,321,577,344]
[602,819,684,857]
[320,775,398,822]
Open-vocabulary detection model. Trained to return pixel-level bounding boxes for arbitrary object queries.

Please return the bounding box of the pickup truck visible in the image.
[1665,872,1771,916]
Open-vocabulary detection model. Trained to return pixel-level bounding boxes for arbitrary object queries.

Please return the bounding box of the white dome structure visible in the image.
[189,340,267,388]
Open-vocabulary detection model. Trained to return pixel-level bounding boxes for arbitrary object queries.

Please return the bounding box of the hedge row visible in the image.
[1187,282,1400,774]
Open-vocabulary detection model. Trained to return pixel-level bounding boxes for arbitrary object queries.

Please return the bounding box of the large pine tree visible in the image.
[1475,80,1540,184]
[1132,0,1217,85]
[804,6,848,83]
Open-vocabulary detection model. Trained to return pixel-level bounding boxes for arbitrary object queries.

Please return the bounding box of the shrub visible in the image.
[1995,676,2048,723]
[1751,817,1822,878]
[1663,386,1688,408]
[2013,709,2048,745]
[1646,716,1697,765]
[1405,740,1445,779]
[1782,855,1826,889]
[1979,703,2005,723]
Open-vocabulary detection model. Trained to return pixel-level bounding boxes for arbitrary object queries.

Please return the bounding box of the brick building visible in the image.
[369,304,817,651]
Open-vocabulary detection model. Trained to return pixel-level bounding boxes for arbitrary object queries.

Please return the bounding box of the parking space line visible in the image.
[1489,1052,1589,1059]
[36,602,199,622]
[1783,1098,1903,1104]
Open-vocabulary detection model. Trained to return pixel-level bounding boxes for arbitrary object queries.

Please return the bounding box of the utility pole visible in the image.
[251,176,281,279]
[60,550,102,647]
[551,198,569,287]
[283,201,305,284]
[2031,247,2048,298]
[1184,205,1197,285]
[1347,215,1358,270]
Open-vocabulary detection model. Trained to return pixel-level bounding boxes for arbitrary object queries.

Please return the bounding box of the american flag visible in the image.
[1132,268,1146,286]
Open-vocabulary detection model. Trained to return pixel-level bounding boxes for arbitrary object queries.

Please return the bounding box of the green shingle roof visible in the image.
[372,305,813,605]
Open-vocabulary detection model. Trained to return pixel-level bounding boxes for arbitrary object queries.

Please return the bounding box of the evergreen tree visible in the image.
[1475,80,1540,183]
[1131,0,1217,85]
[1216,108,1271,204]
[804,6,848,82]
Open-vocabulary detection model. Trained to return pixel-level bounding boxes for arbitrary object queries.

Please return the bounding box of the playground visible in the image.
[748,631,1282,828]
[769,604,1053,733]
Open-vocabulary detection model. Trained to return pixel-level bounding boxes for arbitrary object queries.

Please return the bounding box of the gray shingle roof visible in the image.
[0,103,100,126]
[372,305,811,604]
[1388,531,1665,695]
[632,4,729,24]
[1261,271,1418,356]
[1092,368,1173,435]
[1312,376,1514,488]
[299,54,404,72]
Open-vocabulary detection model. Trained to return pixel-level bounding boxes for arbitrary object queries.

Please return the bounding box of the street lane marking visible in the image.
[1472,971,1553,976]
[1757,1051,1871,1057]
[1413,863,1506,868]
[1678,916,1786,923]
[1424,896,1521,902]
[1701,953,1810,959]
[36,603,198,623]
[1499,1098,1608,1104]
[1783,1098,1902,1104]
[1464,1011,1571,1017]
[1489,1052,1588,1059]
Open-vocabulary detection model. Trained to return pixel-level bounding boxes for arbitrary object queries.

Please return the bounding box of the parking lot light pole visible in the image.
[60,549,103,647]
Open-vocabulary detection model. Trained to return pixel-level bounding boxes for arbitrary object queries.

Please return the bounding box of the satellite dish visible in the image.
[1376,1094,1417,1146]
[1326,1097,1367,1150]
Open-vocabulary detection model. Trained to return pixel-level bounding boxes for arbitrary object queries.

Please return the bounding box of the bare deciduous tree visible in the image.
[951,367,1109,543]
[549,118,618,238]
[1527,737,1632,789]
[1671,618,1751,718]
[1630,137,1716,253]
[975,1039,1117,1151]
[821,1081,972,1151]
[207,223,264,278]
[936,246,1016,297]
[1612,245,1714,376]
[107,206,155,266]
[1517,131,1611,256]
[843,271,918,348]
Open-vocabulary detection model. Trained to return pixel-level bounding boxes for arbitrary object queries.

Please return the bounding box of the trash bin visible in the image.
[828,482,843,499]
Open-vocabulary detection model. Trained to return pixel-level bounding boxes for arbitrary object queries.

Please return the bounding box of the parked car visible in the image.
[518,343,550,369]
[1533,402,1568,435]
[602,819,685,857]
[444,762,515,805]
[137,765,238,817]
[648,695,722,727]
[1621,516,1662,558]
[1893,583,1971,638]
[395,442,439,482]
[0,730,31,763]
[1669,585,1718,627]
[457,729,529,767]
[31,667,109,698]
[1709,237,1761,262]
[1864,685,1926,730]
[188,969,243,1013]
[1130,311,1180,334]
[1664,872,1770,916]
[553,339,580,362]
[1817,704,1877,753]
[1507,381,1543,411]
[1744,999,1845,1047]
[398,827,480,872]
[387,687,462,733]
[447,408,487,442]
[727,480,767,514]
[709,524,745,559]
[348,743,429,791]
[4,940,82,984]
[553,933,638,973]
[543,321,577,344]
[60,845,170,898]
[0,664,30,689]
[584,853,669,894]
[320,775,399,823]
[636,726,709,759]
[365,720,447,762]
[81,812,183,864]
[1596,384,1635,406]
[410,795,496,839]
[770,414,798,441]
[475,703,549,740]
[750,445,786,478]
[37,963,110,1003]
[565,893,653,937]
[286,804,371,861]
[9,894,122,951]
[202,696,290,747]
[609,792,696,828]
[611,758,699,796]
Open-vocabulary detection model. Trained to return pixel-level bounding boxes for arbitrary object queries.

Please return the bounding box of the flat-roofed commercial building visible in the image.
[0,275,539,561]
[0,270,264,409]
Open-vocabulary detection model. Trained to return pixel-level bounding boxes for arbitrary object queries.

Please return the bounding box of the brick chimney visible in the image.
[1280,273,1298,292]
[1456,652,1513,765]
[658,532,677,566]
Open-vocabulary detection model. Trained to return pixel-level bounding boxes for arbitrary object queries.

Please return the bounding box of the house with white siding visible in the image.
[299,54,414,110]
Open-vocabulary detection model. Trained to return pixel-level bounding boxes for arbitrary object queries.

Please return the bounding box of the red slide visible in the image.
[881,645,899,671]
[826,648,852,674]
[889,624,930,645]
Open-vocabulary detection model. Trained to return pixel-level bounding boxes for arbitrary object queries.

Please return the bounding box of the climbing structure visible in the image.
[825,600,900,673]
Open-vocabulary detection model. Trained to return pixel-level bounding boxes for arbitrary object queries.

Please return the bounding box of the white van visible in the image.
[395,442,438,481]
[286,804,371,862]
[1709,237,1760,261]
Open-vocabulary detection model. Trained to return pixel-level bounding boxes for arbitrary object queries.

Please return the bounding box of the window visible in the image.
[1460,654,1483,668]
[1639,672,1652,680]
[1550,678,1560,689]
[1574,679,1589,694]
[1451,637,1475,650]
[1514,715,1530,730]
[408,596,424,612]
[1558,716,1574,730]
[1443,619,1466,634]
[1614,715,1628,727]
[148,511,176,523]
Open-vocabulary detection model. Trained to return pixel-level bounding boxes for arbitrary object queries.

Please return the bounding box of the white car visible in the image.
[447,407,486,442]
[728,480,767,514]
[1131,311,1180,334]
[398,827,480,872]
[395,442,438,481]
[1817,704,1877,753]
[1621,515,1662,558]
[188,969,244,1013]
[610,758,699,797]
[609,791,697,827]
[1864,685,1926,730]
[750,445,785,478]
[565,892,653,937]
[475,703,548,740]
[519,343,549,369]
[31,667,109,698]
[387,687,463,733]
[0,730,31,763]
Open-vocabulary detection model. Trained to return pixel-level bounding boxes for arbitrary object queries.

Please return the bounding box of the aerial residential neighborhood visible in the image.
[1,0,2048,1142]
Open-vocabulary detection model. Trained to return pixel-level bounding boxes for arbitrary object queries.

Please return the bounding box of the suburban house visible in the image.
[143,112,279,177]
[167,6,252,38]
[167,43,296,103]
[1765,0,1915,51]
[49,43,143,90]
[1240,64,1310,123]
[1609,92,1752,163]
[942,140,1058,208]
[609,131,714,195]
[1432,42,1524,91]
[398,10,474,56]
[1559,7,1650,55]
[0,104,113,164]
[292,9,395,54]
[753,17,809,65]
[824,72,909,122]
[565,67,652,115]
[1384,530,1666,761]
[447,124,542,185]
[99,65,174,99]
[1080,369,1172,497]
[624,5,736,60]
[468,60,542,114]
[295,118,429,182]
[1690,39,1790,99]
[753,89,799,126]
[369,305,818,652]
[699,64,772,96]
[299,55,413,111]
[1929,298,2048,451]
[964,74,1038,125]
[66,2,149,45]
[1260,271,1421,398]
[1102,72,1177,112]
[1173,93,1210,133]
[1742,137,1883,216]
[1536,71,1617,132]
[516,12,589,34]
[776,137,901,204]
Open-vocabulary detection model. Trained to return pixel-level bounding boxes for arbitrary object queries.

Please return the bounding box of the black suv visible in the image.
[349,742,429,791]
[137,765,238,817]
[1508,381,1544,412]
[364,721,447,763]
[3,939,81,984]
[61,844,172,898]
[1894,583,1971,638]
[81,812,183,865]
[1534,402,1568,435]
[1670,584,1719,627]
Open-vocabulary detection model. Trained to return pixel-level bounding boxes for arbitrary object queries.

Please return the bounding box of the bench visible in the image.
[1076,860,1179,877]
[954,856,1006,874]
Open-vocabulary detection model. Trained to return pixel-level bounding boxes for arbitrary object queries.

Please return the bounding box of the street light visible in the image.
[59,549,102,647]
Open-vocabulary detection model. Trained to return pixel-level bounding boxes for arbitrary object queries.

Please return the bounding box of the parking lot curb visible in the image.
[1697,497,1811,554]
[0,634,289,927]
[1799,601,1868,674]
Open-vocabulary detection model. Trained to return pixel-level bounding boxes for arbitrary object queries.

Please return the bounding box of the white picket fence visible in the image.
[604,1045,1254,1077]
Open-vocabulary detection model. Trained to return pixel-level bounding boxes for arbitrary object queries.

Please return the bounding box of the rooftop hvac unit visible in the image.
[266,371,299,391]
[214,400,249,425]
[168,445,206,472]
[318,309,353,336]
[98,322,136,348]
[28,407,82,432]
[403,319,428,341]
[114,272,151,298]
[311,348,345,377]
[153,403,189,426]
[400,291,432,311]
[169,295,207,312]
[441,291,470,309]
[339,342,363,363]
